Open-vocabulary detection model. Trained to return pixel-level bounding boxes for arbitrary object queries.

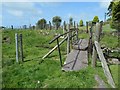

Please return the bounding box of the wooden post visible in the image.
[56,38,62,67]
[99,21,103,41]
[72,21,76,42]
[15,33,19,63]
[104,13,107,22]
[92,46,97,67]
[49,21,51,30]
[11,25,13,29]
[63,21,65,38]
[86,22,88,33]
[94,41,116,88]
[89,26,93,55]
[92,23,101,67]
[67,24,70,55]
[19,34,24,62]
[76,23,79,41]
[74,21,75,29]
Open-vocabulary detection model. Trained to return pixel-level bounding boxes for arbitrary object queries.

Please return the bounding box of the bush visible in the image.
[79,20,84,27]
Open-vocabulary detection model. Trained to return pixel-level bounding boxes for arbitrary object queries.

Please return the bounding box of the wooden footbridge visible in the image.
[42,23,89,71]
[62,39,89,71]
[42,22,116,88]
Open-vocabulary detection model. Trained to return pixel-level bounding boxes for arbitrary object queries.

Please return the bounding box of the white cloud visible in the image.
[37,2,61,7]
[99,0,112,9]
[3,2,43,17]
[7,10,23,17]
[1,0,111,2]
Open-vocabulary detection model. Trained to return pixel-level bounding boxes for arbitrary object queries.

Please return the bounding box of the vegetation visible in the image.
[69,17,73,27]
[108,0,120,29]
[2,23,119,88]
[52,16,62,30]
[36,18,47,29]
[79,20,84,27]
[107,0,120,47]
[93,16,99,23]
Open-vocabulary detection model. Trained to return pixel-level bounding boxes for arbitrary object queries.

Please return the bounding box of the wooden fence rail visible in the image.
[42,23,79,67]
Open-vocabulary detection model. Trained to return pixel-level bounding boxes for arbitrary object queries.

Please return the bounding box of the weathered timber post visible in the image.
[86,22,88,33]
[19,34,24,62]
[76,23,79,41]
[56,38,62,67]
[63,21,66,38]
[89,26,93,55]
[92,23,101,67]
[74,21,75,29]
[49,21,51,30]
[67,24,70,55]
[72,21,76,42]
[98,21,103,41]
[15,33,19,63]
[11,25,13,29]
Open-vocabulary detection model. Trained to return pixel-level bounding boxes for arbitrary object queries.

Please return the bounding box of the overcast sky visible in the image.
[1,0,112,28]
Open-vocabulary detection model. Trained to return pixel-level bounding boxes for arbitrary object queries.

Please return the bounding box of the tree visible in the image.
[107,0,120,46]
[69,17,73,26]
[52,16,62,30]
[93,16,99,23]
[79,20,84,26]
[37,18,46,29]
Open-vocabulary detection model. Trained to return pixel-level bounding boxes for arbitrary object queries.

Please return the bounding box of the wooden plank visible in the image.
[62,50,88,71]
[94,41,116,88]
[73,39,89,50]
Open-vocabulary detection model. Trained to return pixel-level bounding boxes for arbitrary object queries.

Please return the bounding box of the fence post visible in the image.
[56,38,62,67]
[15,33,19,63]
[63,21,65,38]
[89,25,93,55]
[19,34,24,62]
[67,24,70,55]
[76,23,79,41]
[86,22,88,33]
[49,21,51,30]
[92,23,101,67]
[98,21,103,41]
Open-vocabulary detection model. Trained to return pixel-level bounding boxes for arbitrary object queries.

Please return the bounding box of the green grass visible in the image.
[102,24,116,32]
[100,33,118,48]
[2,26,119,88]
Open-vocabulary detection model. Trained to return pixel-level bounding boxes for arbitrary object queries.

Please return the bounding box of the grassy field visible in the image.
[1,24,119,88]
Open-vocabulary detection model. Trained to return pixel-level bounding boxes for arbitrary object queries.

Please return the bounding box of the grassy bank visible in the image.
[2,24,119,88]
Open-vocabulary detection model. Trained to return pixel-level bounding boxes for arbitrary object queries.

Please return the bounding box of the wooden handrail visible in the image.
[49,28,78,44]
